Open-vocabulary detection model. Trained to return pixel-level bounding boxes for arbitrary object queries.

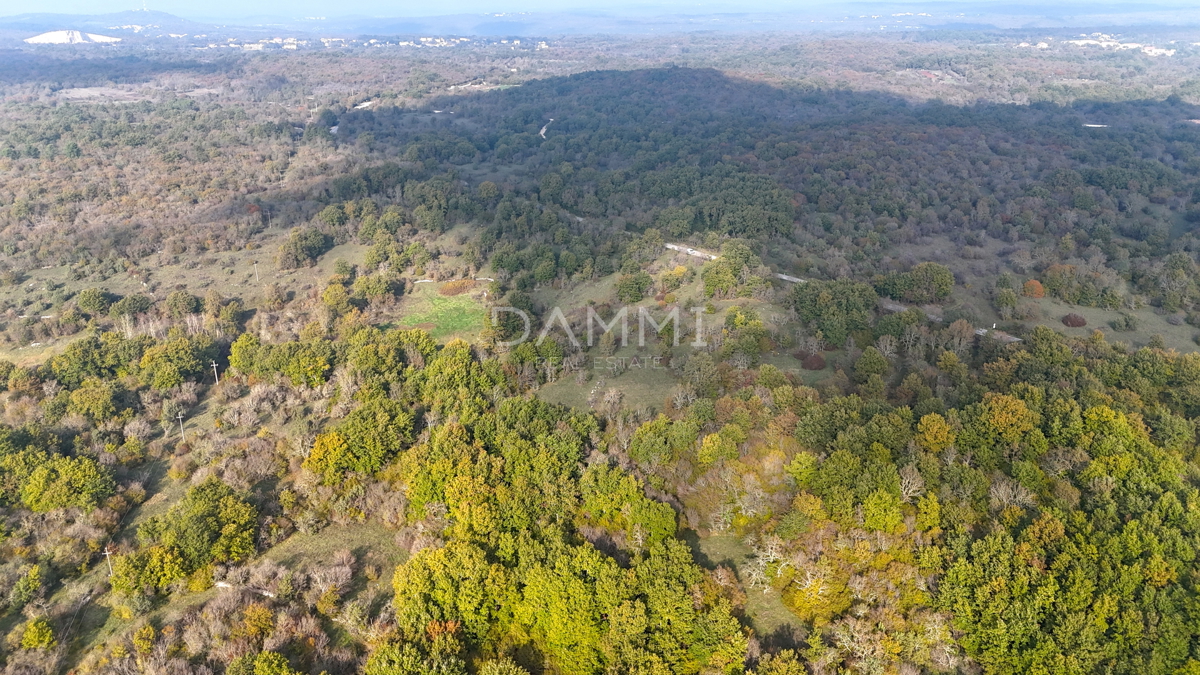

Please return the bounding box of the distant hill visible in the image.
[0,9,203,34]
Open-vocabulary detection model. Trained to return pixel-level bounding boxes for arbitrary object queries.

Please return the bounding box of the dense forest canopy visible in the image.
[0,28,1199,675]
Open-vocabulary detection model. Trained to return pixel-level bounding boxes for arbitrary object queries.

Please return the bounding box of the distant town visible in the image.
[22,26,552,51]
[17,23,1189,59]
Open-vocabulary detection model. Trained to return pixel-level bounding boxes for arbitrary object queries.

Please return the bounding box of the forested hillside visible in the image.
[1,31,1200,675]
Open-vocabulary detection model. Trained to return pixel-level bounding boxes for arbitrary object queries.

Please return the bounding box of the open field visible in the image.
[686,532,799,640]
[391,281,488,342]
[538,345,677,412]
[1028,297,1200,351]
[264,522,407,570]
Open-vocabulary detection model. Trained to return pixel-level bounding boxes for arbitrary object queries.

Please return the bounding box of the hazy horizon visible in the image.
[6,0,1200,22]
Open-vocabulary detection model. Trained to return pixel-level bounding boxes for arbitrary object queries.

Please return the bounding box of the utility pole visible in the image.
[211,360,220,385]
[102,545,114,576]
[254,262,260,283]
[176,411,186,442]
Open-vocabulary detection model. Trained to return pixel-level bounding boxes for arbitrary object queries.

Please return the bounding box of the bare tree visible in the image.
[899,464,925,503]
[709,503,734,533]
[875,334,898,359]
[601,387,625,420]
[989,475,1035,511]
[900,324,922,356]
[1040,446,1089,477]
[729,352,752,370]
[744,557,768,590]
[672,383,697,409]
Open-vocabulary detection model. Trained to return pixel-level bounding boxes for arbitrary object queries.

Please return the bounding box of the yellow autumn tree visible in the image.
[304,431,350,483]
[916,413,956,452]
[983,394,1035,444]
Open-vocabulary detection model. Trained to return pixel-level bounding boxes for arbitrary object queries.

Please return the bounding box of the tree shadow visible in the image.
[346,64,1200,154]
[679,529,807,651]
[679,528,733,569]
[0,51,230,87]
[758,622,807,654]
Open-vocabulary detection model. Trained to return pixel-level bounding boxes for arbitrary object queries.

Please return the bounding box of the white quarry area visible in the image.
[25,30,122,44]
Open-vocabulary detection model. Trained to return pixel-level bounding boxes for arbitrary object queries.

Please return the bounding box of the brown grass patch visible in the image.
[802,354,827,371]
[439,279,476,296]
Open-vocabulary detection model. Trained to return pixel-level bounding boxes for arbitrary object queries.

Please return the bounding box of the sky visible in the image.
[4,0,1195,20]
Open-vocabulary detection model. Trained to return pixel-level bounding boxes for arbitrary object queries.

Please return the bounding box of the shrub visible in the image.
[353,273,402,299]
[21,618,55,650]
[318,204,348,227]
[278,227,331,269]
[7,565,41,609]
[77,288,115,314]
[1110,313,1139,332]
[1062,313,1087,328]
[21,455,115,512]
[616,271,653,302]
[165,291,201,318]
[304,398,414,483]
[132,478,257,575]
[110,294,153,317]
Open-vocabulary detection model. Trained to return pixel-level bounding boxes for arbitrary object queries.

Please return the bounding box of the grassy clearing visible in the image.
[533,274,618,309]
[68,574,231,661]
[760,351,837,385]
[531,259,807,413]
[61,580,118,666]
[1028,297,1200,351]
[538,345,677,411]
[264,522,407,570]
[0,333,83,367]
[393,282,487,342]
[120,460,184,535]
[685,532,798,637]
